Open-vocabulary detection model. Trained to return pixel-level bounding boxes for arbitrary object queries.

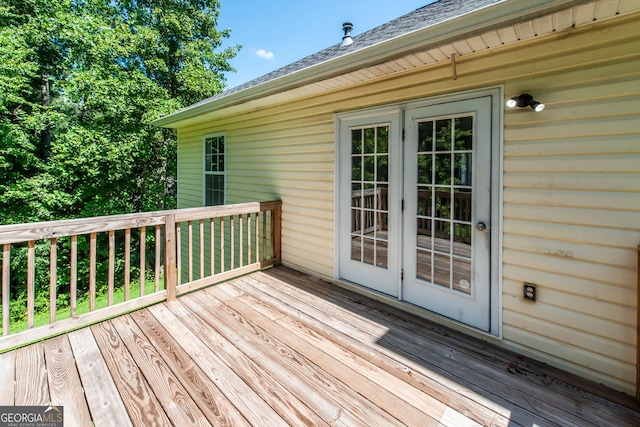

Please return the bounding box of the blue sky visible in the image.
[218,1,437,90]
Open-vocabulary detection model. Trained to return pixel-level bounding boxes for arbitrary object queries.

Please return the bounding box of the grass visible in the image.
[7,277,164,335]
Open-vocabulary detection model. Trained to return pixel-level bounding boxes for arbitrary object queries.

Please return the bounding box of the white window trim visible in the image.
[203,132,226,206]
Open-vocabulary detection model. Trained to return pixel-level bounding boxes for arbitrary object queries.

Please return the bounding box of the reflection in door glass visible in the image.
[350,125,390,269]
[416,116,474,294]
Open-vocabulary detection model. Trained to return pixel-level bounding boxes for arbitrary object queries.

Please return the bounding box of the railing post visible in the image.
[2,244,10,336]
[165,214,177,302]
[272,201,282,266]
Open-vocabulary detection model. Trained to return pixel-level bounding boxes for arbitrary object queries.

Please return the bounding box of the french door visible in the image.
[402,96,492,331]
[337,109,402,296]
[337,92,497,332]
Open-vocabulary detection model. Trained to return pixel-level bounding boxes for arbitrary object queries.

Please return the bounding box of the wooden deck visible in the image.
[0,266,638,426]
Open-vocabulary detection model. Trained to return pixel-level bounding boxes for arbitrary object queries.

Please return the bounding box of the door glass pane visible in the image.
[351,236,362,262]
[416,218,432,250]
[435,119,452,151]
[352,129,362,154]
[364,156,375,181]
[377,240,388,269]
[352,157,361,181]
[434,253,451,287]
[416,249,432,281]
[350,124,390,270]
[434,154,451,185]
[453,189,472,222]
[417,154,431,184]
[364,128,375,154]
[454,116,473,150]
[377,155,388,182]
[418,121,433,152]
[452,258,471,294]
[363,237,375,265]
[433,220,450,252]
[453,224,471,257]
[434,188,451,219]
[454,153,472,186]
[414,115,475,294]
[377,126,389,153]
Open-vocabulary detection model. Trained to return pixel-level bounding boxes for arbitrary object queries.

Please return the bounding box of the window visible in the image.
[204,133,225,206]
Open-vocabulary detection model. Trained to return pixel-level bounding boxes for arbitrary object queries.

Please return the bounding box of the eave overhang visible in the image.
[152,0,601,128]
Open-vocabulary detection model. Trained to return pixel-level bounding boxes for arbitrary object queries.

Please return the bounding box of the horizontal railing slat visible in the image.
[0,215,167,245]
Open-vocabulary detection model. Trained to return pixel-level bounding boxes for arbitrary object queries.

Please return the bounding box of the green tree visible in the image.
[0,0,239,323]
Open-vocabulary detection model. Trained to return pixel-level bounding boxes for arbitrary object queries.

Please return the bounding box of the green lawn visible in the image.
[8,278,164,334]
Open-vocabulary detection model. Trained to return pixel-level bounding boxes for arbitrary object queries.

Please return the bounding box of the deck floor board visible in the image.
[90,320,171,426]
[1,266,638,426]
[43,335,93,426]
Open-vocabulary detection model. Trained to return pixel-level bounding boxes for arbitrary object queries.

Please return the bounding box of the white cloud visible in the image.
[255,49,275,60]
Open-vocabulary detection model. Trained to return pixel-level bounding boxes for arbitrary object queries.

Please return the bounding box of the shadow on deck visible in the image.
[0,266,638,426]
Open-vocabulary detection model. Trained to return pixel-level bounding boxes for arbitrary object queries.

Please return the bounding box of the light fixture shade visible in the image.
[533,102,545,112]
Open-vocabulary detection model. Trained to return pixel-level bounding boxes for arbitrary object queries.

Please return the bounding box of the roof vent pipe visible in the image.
[340,22,353,47]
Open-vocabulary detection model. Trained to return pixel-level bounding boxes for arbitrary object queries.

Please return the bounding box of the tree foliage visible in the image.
[0,0,239,324]
[0,0,239,223]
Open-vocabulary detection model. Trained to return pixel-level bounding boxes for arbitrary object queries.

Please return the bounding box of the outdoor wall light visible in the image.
[506,94,545,112]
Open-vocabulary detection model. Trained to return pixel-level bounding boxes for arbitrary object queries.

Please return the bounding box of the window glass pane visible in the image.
[204,135,225,206]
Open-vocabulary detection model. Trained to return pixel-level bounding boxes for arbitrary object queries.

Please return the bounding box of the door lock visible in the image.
[475,222,487,231]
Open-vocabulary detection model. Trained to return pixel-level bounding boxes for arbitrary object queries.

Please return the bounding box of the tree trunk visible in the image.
[40,73,51,160]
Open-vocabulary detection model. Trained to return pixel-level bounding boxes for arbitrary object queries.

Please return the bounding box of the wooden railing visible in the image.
[0,200,281,351]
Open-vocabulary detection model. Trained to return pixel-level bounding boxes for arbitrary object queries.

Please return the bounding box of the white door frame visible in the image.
[335,87,503,337]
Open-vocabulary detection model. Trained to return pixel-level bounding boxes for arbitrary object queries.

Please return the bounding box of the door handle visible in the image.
[475,222,487,231]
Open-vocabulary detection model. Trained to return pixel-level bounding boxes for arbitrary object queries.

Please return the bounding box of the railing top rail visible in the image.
[0,200,281,245]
